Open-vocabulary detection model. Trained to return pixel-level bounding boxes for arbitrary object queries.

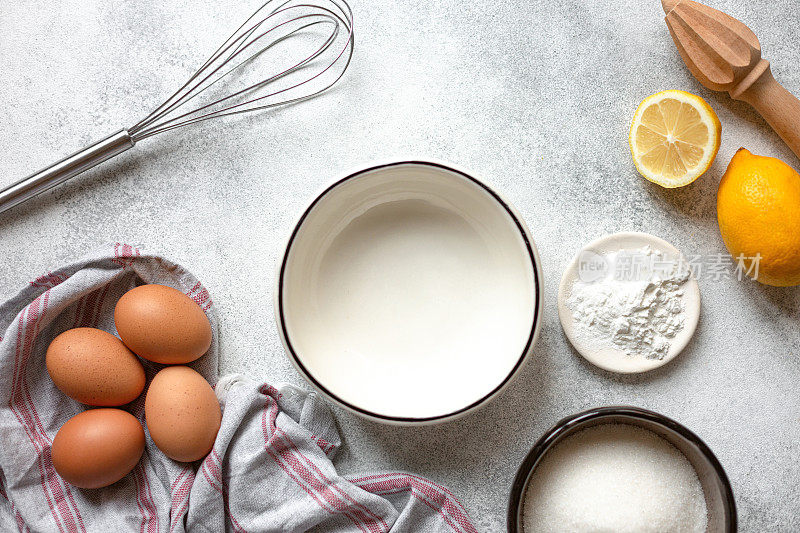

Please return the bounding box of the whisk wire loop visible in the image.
[129,0,353,141]
[0,0,353,215]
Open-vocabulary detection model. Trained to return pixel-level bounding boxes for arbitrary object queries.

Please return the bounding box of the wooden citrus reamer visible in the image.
[662,0,800,159]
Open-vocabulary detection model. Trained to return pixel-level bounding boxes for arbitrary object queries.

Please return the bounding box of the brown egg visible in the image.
[145,366,221,462]
[46,328,146,406]
[114,284,212,364]
[51,408,145,489]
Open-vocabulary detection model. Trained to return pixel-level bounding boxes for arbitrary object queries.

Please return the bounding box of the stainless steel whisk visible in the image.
[0,0,354,215]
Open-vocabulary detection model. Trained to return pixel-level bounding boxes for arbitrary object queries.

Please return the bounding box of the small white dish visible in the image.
[276,161,544,423]
[558,232,700,374]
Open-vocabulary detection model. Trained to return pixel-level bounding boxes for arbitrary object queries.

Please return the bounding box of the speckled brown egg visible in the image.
[46,328,146,406]
[51,408,145,489]
[114,284,212,364]
[145,366,221,462]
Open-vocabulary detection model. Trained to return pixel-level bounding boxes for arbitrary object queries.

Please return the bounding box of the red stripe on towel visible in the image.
[187,282,202,296]
[30,271,67,288]
[276,428,387,532]
[206,452,244,531]
[128,390,159,533]
[9,296,78,533]
[21,293,85,533]
[141,465,158,533]
[131,466,148,533]
[259,386,371,532]
[83,283,111,329]
[349,473,476,533]
[132,462,159,533]
[201,458,245,533]
[169,472,195,533]
[9,303,61,533]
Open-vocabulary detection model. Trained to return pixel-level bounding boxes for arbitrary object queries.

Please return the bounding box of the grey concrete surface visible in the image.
[2,0,799,531]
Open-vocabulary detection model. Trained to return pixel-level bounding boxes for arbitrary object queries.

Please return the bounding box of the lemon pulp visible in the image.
[629,90,721,188]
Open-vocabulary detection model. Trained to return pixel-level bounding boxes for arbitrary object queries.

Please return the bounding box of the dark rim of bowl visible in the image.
[507,406,737,533]
[277,160,542,423]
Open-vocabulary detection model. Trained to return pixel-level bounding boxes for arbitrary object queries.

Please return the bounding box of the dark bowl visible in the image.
[507,406,736,532]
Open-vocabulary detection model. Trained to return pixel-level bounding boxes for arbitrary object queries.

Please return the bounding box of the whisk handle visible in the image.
[0,130,135,215]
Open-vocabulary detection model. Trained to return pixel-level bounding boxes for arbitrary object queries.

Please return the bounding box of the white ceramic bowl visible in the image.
[276,161,543,423]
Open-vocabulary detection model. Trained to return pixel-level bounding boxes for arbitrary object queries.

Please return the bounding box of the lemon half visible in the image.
[629,90,721,188]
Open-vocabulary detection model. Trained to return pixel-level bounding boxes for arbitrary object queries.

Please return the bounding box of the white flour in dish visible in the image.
[567,246,690,360]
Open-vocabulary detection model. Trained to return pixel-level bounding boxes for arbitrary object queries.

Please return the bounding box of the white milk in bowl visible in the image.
[278,162,540,421]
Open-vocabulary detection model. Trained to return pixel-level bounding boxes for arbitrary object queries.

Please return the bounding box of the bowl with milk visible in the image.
[276,161,543,423]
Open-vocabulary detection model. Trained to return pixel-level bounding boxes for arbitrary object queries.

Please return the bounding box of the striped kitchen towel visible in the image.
[0,244,477,533]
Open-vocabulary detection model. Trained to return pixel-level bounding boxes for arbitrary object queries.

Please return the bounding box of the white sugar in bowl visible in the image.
[276,161,544,424]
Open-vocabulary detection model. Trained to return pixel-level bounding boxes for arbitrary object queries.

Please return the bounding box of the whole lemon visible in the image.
[717,148,800,286]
